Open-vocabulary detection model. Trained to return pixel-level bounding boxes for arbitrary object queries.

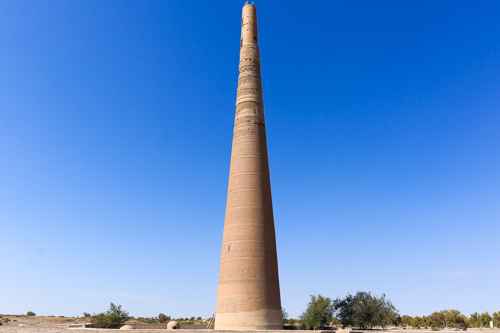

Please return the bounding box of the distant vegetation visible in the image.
[398,310,500,330]
[157,313,171,323]
[282,291,500,330]
[133,315,205,325]
[26,311,36,316]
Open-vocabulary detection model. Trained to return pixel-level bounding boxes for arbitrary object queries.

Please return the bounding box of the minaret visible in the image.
[215,3,282,330]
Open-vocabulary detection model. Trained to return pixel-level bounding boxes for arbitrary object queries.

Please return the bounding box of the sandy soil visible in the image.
[0,315,170,331]
[0,315,80,333]
[1,315,498,333]
[0,315,123,333]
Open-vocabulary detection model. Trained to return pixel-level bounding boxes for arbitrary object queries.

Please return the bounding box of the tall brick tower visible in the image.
[215,3,282,330]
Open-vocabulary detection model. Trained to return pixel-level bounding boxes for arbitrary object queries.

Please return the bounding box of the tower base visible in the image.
[215,309,283,330]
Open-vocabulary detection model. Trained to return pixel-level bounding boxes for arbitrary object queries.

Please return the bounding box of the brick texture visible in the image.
[214,4,282,331]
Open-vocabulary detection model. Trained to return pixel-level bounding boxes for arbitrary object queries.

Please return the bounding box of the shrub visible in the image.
[92,313,110,328]
[432,326,440,331]
[91,303,130,328]
[83,312,91,317]
[26,312,36,316]
[158,313,171,323]
[106,303,130,325]
[4,319,10,323]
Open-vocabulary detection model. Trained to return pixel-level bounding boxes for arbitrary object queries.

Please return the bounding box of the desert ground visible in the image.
[1,315,499,333]
[0,315,166,333]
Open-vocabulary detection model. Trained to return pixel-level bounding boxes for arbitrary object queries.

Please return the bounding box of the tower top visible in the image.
[241,2,258,45]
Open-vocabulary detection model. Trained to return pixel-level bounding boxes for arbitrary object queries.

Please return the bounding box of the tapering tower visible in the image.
[215,3,282,330]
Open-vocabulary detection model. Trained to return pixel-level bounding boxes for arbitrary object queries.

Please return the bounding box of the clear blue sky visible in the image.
[1,0,499,319]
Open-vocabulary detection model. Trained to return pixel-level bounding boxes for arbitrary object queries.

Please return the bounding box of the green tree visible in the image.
[469,313,480,328]
[333,293,355,328]
[91,303,130,328]
[26,311,36,316]
[493,312,500,328]
[91,313,110,328]
[422,315,430,329]
[282,308,289,324]
[455,314,468,330]
[445,310,461,328]
[158,313,170,323]
[300,295,334,330]
[478,312,492,328]
[106,303,130,325]
[401,315,413,327]
[411,316,423,328]
[333,291,398,329]
[392,314,402,327]
[330,317,341,326]
[428,311,446,329]
[440,309,467,330]
[355,292,397,329]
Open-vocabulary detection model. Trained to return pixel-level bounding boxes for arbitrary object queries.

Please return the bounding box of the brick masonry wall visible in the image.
[214,3,282,331]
